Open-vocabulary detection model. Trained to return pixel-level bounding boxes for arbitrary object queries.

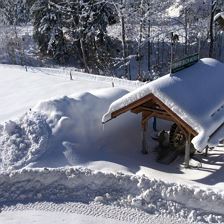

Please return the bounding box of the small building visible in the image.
[102,58,224,167]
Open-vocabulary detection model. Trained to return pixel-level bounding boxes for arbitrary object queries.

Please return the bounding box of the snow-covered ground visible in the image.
[0,64,142,123]
[0,202,191,224]
[1,64,224,223]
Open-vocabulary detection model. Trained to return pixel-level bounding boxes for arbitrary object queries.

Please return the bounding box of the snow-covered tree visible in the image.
[77,0,117,71]
[0,0,30,25]
[31,0,66,62]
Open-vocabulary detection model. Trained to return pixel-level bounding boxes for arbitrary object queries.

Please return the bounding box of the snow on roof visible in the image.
[102,58,224,151]
[214,12,224,21]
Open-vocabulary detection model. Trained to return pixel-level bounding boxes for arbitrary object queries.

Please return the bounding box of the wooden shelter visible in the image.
[102,58,224,168]
[108,93,197,168]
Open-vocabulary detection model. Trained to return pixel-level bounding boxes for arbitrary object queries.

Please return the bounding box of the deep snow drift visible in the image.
[0,87,139,170]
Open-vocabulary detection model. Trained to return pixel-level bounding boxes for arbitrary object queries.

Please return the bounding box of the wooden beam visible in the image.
[132,104,164,114]
[111,93,197,137]
[151,95,197,136]
[111,94,153,119]
[139,106,166,113]
[133,106,174,122]
[131,107,142,114]
[153,113,173,121]
[141,111,153,127]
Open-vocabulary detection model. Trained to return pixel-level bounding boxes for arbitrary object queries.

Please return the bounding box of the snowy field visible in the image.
[1,64,224,223]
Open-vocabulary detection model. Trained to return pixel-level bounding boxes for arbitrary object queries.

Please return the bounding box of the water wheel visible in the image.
[169,123,195,154]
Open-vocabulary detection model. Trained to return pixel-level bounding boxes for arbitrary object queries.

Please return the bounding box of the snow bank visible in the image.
[103,58,224,152]
[0,113,51,170]
[0,167,224,223]
[0,88,133,170]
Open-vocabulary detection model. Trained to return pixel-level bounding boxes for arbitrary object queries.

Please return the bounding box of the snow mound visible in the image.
[0,167,224,223]
[0,88,129,170]
[0,112,51,170]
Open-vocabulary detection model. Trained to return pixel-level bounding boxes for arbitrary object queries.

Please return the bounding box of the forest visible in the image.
[0,0,224,80]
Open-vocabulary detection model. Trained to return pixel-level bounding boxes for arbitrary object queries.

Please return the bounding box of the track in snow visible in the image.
[1,202,192,224]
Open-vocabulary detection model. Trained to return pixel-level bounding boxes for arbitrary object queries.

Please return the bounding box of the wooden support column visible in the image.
[184,134,191,168]
[141,112,151,154]
[141,121,148,154]
[205,146,209,156]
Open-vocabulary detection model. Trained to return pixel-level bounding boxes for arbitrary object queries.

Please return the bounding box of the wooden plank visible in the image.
[131,107,142,114]
[141,111,153,127]
[153,113,173,121]
[139,106,166,113]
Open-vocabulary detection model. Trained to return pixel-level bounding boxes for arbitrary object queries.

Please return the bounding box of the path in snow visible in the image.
[1,202,194,224]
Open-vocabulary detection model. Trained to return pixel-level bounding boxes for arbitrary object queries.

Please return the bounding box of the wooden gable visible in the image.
[110,93,198,137]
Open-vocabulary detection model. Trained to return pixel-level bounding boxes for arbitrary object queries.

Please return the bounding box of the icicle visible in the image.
[102,123,105,132]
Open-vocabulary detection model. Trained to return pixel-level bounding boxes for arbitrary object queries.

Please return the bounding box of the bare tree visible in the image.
[209,0,217,57]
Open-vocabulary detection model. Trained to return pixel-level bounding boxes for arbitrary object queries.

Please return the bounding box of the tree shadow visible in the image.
[190,149,224,185]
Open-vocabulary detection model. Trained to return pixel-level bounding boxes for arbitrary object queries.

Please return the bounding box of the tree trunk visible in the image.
[147,20,151,73]
[209,0,216,58]
[120,0,128,79]
[138,0,144,79]
[80,38,89,73]
[184,8,188,55]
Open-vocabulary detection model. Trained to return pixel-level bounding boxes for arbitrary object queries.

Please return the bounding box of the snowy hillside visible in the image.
[1,65,224,223]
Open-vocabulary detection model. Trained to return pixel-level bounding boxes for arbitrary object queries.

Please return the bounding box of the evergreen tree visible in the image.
[31,0,66,62]
[0,0,30,25]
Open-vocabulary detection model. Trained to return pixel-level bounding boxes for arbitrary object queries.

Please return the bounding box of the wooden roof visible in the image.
[110,93,198,137]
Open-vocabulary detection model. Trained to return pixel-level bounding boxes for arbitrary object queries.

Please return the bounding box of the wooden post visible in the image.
[141,118,148,154]
[205,146,209,156]
[184,134,191,168]
[141,111,152,154]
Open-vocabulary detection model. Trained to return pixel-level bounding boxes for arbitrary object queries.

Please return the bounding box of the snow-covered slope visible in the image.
[0,64,142,123]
